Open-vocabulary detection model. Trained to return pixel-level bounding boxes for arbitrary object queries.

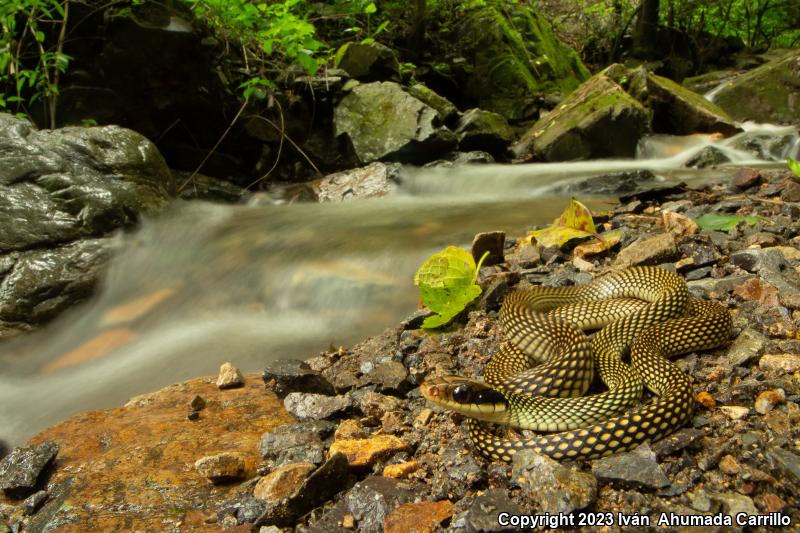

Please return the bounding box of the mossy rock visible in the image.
[454,4,589,121]
[713,50,800,125]
[512,74,650,162]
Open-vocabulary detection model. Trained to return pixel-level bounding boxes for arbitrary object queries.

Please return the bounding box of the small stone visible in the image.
[733,278,780,306]
[754,389,786,414]
[662,211,698,236]
[380,411,405,434]
[514,244,541,267]
[341,513,356,529]
[727,328,767,366]
[382,460,419,479]
[767,447,800,483]
[718,454,742,475]
[708,491,758,516]
[688,489,712,512]
[365,361,409,392]
[329,436,408,469]
[260,421,335,466]
[189,395,206,411]
[695,391,716,409]
[730,248,787,273]
[414,409,433,427]
[759,353,800,373]
[216,362,245,389]
[194,452,246,483]
[253,462,316,503]
[719,405,750,420]
[650,428,705,459]
[472,231,505,266]
[283,392,352,420]
[187,411,200,421]
[458,488,523,533]
[355,390,403,421]
[688,274,754,298]
[335,419,368,441]
[22,490,48,515]
[572,255,594,272]
[262,359,335,398]
[614,233,679,268]
[383,500,455,533]
[0,441,59,497]
[591,443,670,489]
[512,450,597,513]
[729,167,762,191]
[760,493,786,513]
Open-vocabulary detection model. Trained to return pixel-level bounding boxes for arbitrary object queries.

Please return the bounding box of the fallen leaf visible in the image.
[529,198,597,248]
[694,213,758,232]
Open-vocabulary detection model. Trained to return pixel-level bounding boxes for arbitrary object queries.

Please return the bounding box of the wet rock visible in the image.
[685,145,731,168]
[175,172,247,202]
[194,452,246,483]
[0,238,113,324]
[679,238,719,267]
[512,450,597,514]
[455,109,514,158]
[253,462,316,503]
[719,405,750,420]
[422,151,496,168]
[767,447,800,483]
[384,500,455,533]
[310,162,401,202]
[759,353,800,373]
[614,233,679,268]
[22,490,48,515]
[513,74,649,162]
[408,84,459,123]
[714,50,800,124]
[650,428,705,459]
[0,441,58,497]
[455,488,524,533]
[729,167,763,192]
[472,231,505,267]
[260,420,335,467]
[328,435,408,469]
[216,362,245,389]
[727,328,767,366]
[261,359,335,398]
[591,443,670,489]
[256,453,351,528]
[560,169,657,197]
[283,392,352,421]
[334,41,398,80]
[334,81,456,165]
[754,389,785,414]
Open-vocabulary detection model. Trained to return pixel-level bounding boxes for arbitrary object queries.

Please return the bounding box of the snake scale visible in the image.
[420,266,732,461]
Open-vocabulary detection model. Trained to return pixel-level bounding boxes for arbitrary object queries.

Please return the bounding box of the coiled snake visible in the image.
[420,266,731,461]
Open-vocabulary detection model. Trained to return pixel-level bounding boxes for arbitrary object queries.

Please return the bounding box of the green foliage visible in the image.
[694,213,759,232]
[788,157,800,181]
[0,0,70,124]
[414,247,489,329]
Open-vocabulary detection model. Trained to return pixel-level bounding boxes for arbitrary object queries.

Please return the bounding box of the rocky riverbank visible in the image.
[2,166,798,532]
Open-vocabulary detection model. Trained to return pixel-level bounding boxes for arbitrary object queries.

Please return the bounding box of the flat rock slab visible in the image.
[0,373,293,532]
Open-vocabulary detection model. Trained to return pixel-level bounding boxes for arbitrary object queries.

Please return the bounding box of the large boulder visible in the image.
[450,4,590,121]
[625,68,742,135]
[512,74,650,162]
[333,82,456,165]
[0,113,173,334]
[455,108,515,159]
[713,50,800,125]
[333,42,399,80]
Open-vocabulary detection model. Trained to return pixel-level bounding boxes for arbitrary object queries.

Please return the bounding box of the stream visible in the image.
[0,123,797,446]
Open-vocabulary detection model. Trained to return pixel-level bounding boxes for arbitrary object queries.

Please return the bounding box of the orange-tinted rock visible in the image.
[335,419,367,440]
[695,391,716,409]
[662,210,698,236]
[383,500,455,533]
[733,277,779,306]
[383,460,419,479]
[0,373,293,532]
[329,435,408,469]
[253,462,315,503]
[194,452,246,482]
[754,389,785,414]
[718,454,741,475]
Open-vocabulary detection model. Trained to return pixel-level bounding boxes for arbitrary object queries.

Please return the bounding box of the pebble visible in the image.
[194,452,246,483]
[759,353,800,373]
[591,443,670,489]
[767,447,800,483]
[727,328,767,366]
[733,277,780,305]
[453,488,523,533]
[216,362,245,389]
[383,500,454,533]
[512,450,596,514]
[662,210,698,236]
[695,391,716,409]
[283,392,352,420]
[0,441,59,497]
[260,421,335,466]
[687,274,754,297]
[22,490,48,515]
[382,460,419,479]
[650,428,705,459]
[334,419,367,440]
[718,454,742,475]
[719,405,750,420]
[754,389,785,414]
[354,390,403,421]
[472,231,505,266]
[342,476,416,533]
[688,489,712,512]
[188,395,206,411]
[328,435,408,469]
[614,233,679,268]
[261,358,335,398]
[365,361,409,392]
[730,248,787,273]
[253,462,316,503]
[708,491,758,516]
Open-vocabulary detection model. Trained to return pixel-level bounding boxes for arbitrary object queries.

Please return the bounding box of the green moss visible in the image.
[650,74,734,121]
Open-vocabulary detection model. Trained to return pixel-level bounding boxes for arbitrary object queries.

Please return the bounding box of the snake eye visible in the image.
[452,384,471,403]
[475,389,506,405]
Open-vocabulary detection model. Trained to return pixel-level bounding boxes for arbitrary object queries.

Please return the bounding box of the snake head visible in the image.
[420,376,508,421]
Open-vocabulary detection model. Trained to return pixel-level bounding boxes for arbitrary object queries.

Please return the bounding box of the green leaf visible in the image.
[694,213,759,232]
[364,2,377,14]
[294,51,318,75]
[414,247,488,329]
[529,198,598,248]
[788,157,800,180]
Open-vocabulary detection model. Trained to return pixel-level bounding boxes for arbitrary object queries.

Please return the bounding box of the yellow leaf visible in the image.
[529,198,598,248]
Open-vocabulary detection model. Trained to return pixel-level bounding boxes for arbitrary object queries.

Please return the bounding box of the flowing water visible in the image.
[0,124,797,445]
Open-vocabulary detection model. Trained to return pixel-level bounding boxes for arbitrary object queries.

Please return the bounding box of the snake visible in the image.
[420,266,732,461]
